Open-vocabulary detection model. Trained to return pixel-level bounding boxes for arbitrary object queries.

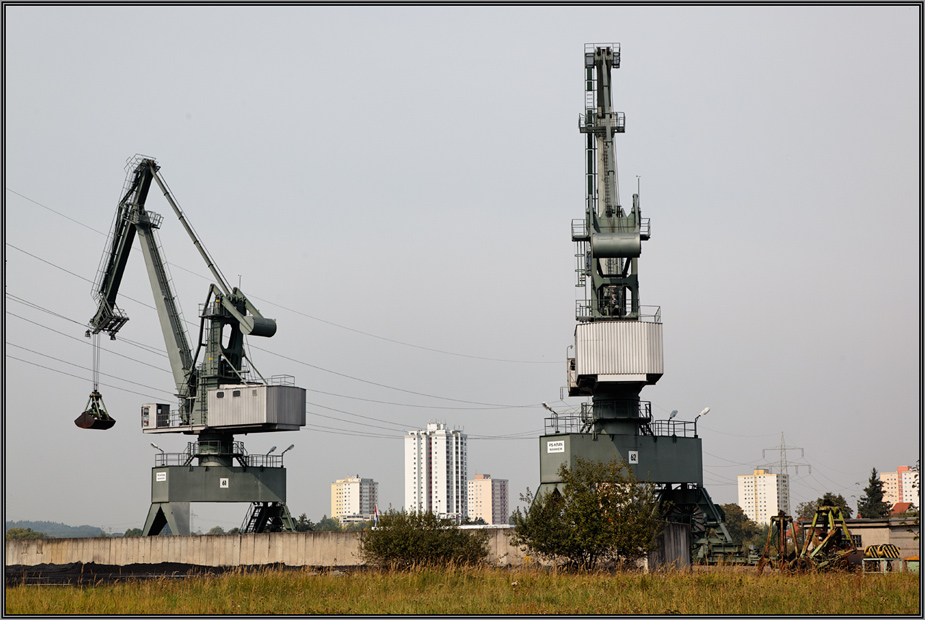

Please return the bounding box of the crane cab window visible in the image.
[232,390,241,397]
[216,392,225,398]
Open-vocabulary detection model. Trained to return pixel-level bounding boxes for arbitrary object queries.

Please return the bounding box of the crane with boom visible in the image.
[536,44,733,562]
[83,155,305,535]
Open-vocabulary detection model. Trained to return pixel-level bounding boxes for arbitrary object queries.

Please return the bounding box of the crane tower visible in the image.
[537,44,731,552]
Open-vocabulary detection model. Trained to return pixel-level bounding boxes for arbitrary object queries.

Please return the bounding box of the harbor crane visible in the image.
[537,44,733,559]
[82,156,306,535]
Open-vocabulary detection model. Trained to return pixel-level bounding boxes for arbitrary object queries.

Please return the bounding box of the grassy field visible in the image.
[5,564,920,615]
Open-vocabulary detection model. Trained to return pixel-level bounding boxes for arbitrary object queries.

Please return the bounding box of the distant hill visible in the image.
[5,520,107,538]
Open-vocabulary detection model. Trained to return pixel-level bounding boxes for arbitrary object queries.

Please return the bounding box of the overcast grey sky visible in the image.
[4,5,920,533]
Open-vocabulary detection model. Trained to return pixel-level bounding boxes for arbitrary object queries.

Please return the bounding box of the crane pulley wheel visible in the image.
[75,390,116,430]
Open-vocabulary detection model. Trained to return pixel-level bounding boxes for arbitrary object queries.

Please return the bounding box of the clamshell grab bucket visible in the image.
[75,390,116,430]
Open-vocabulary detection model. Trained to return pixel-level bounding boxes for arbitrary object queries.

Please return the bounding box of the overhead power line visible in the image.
[8,291,546,440]
[6,355,172,401]
[8,342,177,398]
[7,311,172,374]
[9,289,542,411]
[6,185,558,365]
[248,342,537,409]
[7,294,168,359]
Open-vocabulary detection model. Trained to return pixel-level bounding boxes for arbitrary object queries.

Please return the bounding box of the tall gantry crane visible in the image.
[538,44,732,557]
[83,156,306,535]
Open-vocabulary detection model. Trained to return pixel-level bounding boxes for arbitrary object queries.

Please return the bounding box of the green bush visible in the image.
[359,509,489,569]
[5,527,47,540]
[511,456,664,569]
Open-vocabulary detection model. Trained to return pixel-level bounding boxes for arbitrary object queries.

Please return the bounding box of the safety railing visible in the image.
[245,454,283,468]
[153,439,284,467]
[188,439,247,457]
[572,218,589,241]
[578,110,625,134]
[544,415,585,435]
[648,420,697,438]
[584,42,620,70]
[576,300,661,323]
[153,452,191,467]
[573,214,648,241]
[580,400,652,422]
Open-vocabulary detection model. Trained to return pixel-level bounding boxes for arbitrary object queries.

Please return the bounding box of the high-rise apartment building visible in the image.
[331,475,378,524]
[881,466,919,508]
[737,468,790,525]
[467,474,509,525]
[405,422,467,519]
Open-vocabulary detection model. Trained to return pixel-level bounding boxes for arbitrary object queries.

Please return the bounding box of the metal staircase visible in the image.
[241,501,296,533]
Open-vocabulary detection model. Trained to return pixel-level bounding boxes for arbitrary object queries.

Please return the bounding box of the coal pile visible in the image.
[5,562,307,586]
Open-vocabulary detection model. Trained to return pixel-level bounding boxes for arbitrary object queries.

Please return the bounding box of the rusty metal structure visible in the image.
[757,505,861,573]
[756,511,799,573]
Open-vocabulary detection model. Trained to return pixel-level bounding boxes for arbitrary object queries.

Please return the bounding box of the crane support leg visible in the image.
[142,502,191,536]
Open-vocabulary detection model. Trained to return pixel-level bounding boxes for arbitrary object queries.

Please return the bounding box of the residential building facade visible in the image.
[330,475,378,523]
[467,473,509,525]
[405,422,468,519]
[881,466,919,508]
[737,468,791,526]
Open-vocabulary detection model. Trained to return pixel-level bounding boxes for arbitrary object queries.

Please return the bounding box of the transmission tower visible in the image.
[759,433,811,476]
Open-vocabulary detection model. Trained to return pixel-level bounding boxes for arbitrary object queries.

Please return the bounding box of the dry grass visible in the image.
[5,564,920,615]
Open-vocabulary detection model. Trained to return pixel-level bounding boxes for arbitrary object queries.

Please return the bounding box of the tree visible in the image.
[5,527,46,540]
[122,528,143,537]
[359,508,489,569]
[746,524,770,551]
[315,515,342,532]
[796,492,854,521]
[511,456,664,569]
[720,503,759,546]
[462,516,487,526]
[901,462,920,541]
[343,521,369,532]
[857,468,891,519]
[208,526,225,536]
[795,501,816,522]
[295,513,315,532]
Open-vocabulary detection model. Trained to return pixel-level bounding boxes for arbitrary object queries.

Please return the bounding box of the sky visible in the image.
[3,5,920,534]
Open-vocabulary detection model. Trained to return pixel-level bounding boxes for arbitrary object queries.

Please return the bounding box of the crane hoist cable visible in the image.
[74,332,116,430]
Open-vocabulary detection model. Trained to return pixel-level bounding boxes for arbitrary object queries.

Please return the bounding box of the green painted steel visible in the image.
[150,466,287,504]
[537,433,703,486]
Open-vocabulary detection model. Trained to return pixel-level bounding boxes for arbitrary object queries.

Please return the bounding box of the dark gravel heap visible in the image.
[5,561,318,586]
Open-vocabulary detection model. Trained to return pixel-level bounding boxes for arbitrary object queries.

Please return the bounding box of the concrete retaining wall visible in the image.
[6,528,528,568]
